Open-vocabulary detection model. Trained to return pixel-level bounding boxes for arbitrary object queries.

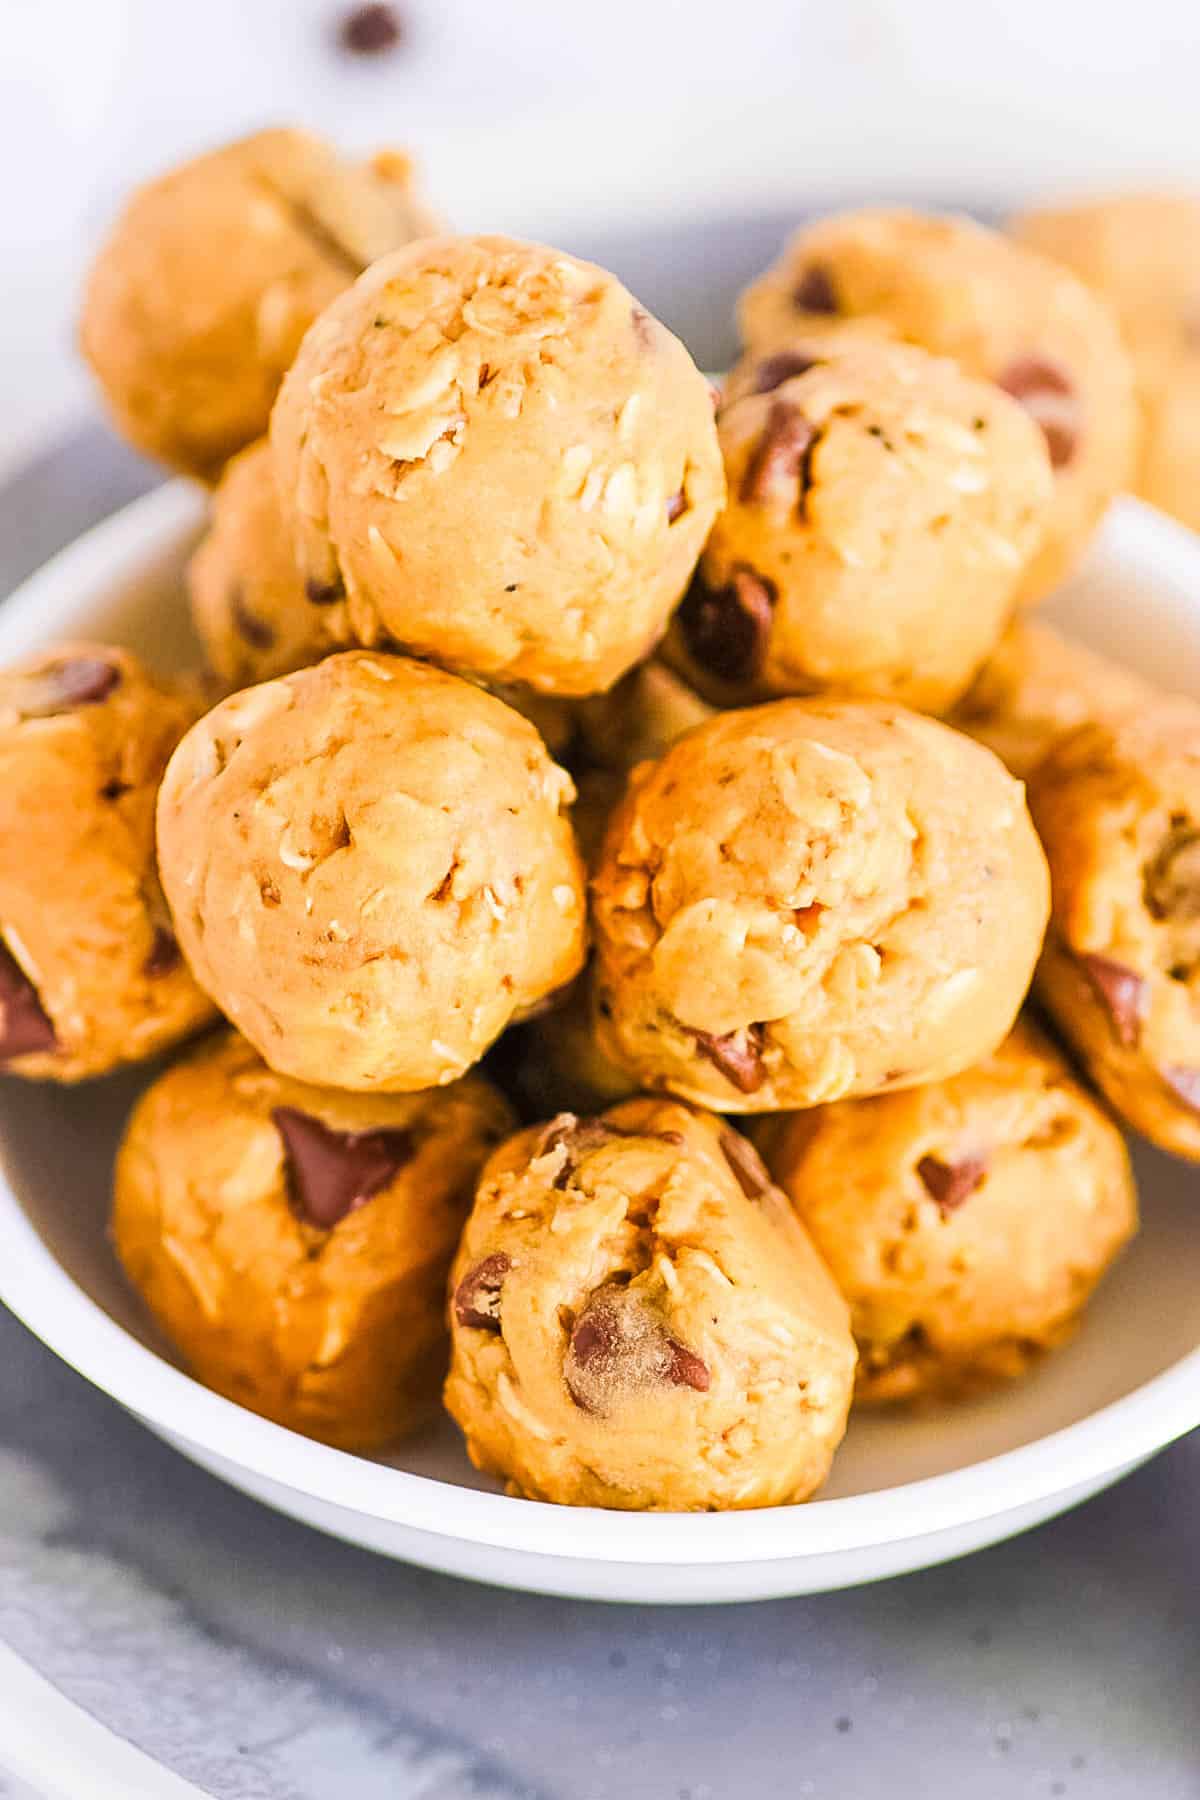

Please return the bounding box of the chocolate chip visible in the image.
[917,1153,989,1216]
[996,356,1079,468]
[143,926,181,978]
[1078,953,1147,1048]
[337,3,403,54]
[305,576,345,607]
[565,1282,710,1413]
[20,657,120,718]
[719,1126,772,1199]
[1162,1066,1200,1111]
[739,400,817,506]
[751,350,821,394]
[271,1106,413,1229]
[230,590,276,651]
[666,490,687,523]
[1145,825,1200,921]
[0,942,55,1061]
[677,567,775,685]
[792,265,839,313]
[692,1025,767,1093]
[453,1251,512,1332]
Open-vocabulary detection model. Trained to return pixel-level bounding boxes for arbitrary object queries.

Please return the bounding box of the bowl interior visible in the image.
[0,486,1197,1512]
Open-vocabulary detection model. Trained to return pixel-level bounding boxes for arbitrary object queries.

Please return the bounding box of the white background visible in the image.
[4,0,1200,477]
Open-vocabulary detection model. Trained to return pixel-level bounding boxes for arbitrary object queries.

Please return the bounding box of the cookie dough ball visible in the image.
[188,438,343,688]
[738,209,1138,598]
[592,700,1049,1111]
[1028,702,1200,1159]
[758,1019,1137,1403]
[444,1099,855,1509]
[1012,194,1200,532]
[114,1031,513,1448]
[270,235,725,695]
[157,652,587,1092]
[948,618,1153,779]
[665,342,1052,712]
[574,659,715,772]
[81,128,440,478]
[0,643,214,1081]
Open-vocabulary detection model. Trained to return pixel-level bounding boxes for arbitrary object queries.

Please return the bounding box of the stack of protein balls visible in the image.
[11,129,1198,1510]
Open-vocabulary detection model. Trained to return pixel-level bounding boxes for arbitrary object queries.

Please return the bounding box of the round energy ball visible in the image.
[737,208,1138,599]
[114,1030,513,1448]
[156,651,587,1092]
[270,235,725,695]
[0,642,214,1080]
[444,1098,856,1509]
[591,698,1050,1112]
[666,340,1052,711]
[80,128,440,478]
[758,1018,1137,1402]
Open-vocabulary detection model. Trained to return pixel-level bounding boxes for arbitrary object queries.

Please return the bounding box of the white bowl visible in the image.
[0,481,1197,1604]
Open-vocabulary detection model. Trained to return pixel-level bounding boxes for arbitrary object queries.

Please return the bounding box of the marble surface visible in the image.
[0,257,1198,1796]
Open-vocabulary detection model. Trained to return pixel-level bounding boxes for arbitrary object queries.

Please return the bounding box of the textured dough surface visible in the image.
[667,340,1052,711]
[114,1031,513,1448]
[444,1097,855,1509]
[80,128,440,479]
[157,651,587,1091]
[0,642,214,1080]
[737,208,1137,599]
[948,618,1154,779]
[591,698,1050,1111]
[758,1018,1137,1402]
[270,235,724,694]
[1029,700,1200,1158]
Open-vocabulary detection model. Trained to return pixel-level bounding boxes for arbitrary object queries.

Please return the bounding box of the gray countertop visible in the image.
[1,370,1198,1799]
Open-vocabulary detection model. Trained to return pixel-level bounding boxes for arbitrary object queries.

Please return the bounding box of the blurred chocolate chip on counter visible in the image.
[337,3,404,55]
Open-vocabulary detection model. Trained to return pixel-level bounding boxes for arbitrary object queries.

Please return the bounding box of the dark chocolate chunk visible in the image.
[1144,825,1200,921]
[337,3,403,54]
[917,1152,989,1217]
[1078,952,1147,1048]
[272,1106,413,1229]
[565,1282,710,1413]
[143,926,181,978]
[230,590,276,651]
[792,265,839,314]
[692,1024,767,1094]
[719,1125,772,1199]
[739,400,817,506]
[996,356,1080,468]
[677,567,775,685]
[305,576,346,607]
[453,1251,512,1332]
[0,942,56,1060]
[751,349,821,394]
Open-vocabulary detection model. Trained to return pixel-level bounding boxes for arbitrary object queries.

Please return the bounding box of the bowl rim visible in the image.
[0,478,1197,1570]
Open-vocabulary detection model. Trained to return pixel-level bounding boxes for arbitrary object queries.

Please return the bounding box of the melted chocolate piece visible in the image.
[792,265,839,313]
[996,356,1080,468]
[752,350,821,394]
[739,400,817,506]
[917,1152,989,1217]
[305,576,346,607]
[271,1106,413,1229]
[1144,825,1200,921]
[692,1025,767,1094]
[677,567,775,685]
[453,1252,512,1332]
[143,926,181,977]
[21,657,120,718]
[719,1126,772,1199]
[565,1282,710,1413]
[1078,953,1147,1048]
[0,942,56,1060]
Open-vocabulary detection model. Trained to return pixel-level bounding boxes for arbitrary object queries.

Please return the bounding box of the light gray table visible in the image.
[1,220,1197,1797]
